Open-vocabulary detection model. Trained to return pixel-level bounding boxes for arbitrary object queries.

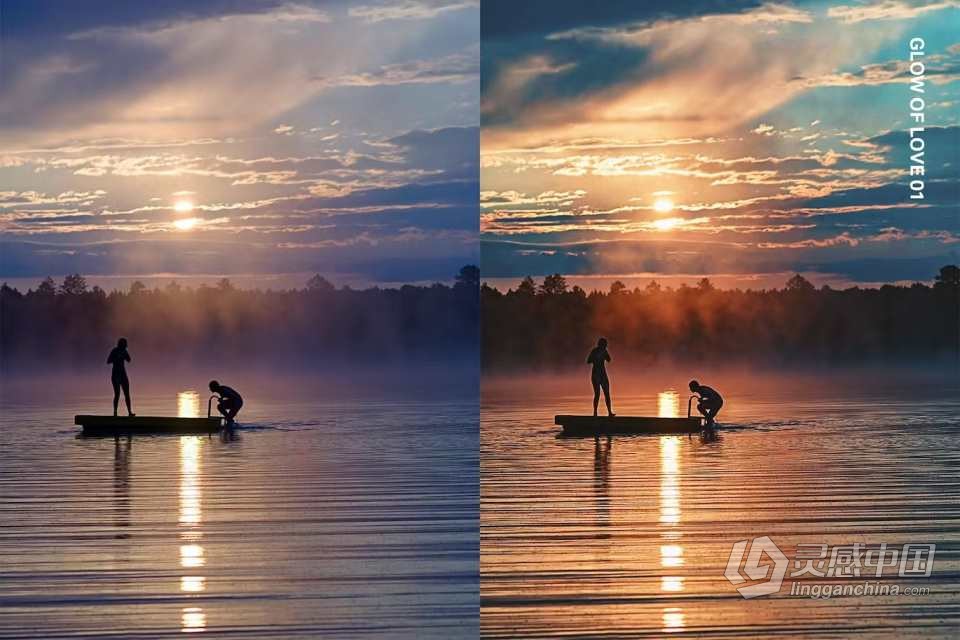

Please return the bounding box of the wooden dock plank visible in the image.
[555,414,703,435]
[75,415,223,435]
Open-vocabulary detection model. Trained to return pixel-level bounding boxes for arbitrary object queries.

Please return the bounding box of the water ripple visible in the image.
[0,384,478,638]
[481,372,960,638]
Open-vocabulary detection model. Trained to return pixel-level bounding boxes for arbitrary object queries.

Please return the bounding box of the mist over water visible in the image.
[0,366,479,638]
[0,270,481,375]
[481,367,960,638]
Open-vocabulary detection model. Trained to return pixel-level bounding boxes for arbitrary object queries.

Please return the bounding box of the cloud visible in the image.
[323,51,479,88]
[481,0,769,40]
[758,232,862,249]
[794,48,960,88]
[480,189,586,208]
[481,55,576,118]
[1,10,327,146]
[827,0,960,24]
[548,1,812,41]
[0,4,474,149]
[0,2,480,283]
[479,1,960,285]
[481,3,875,149]
[348,1,477,23]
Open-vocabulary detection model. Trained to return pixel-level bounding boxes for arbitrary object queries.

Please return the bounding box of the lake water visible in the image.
[481,367,960,638]
[0,369,478,638]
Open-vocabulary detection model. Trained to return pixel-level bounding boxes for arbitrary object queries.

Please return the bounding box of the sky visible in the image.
[0,0,479,289]
[481,0,960,289]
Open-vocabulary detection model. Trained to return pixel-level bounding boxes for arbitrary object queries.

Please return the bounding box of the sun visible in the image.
[653,198,674,213]
[173,217,200,231]
[174,200,194,213]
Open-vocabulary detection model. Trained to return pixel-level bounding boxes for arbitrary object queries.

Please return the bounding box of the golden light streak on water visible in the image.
[181,608,206,633]
[658,390,680,418]
[2,385,478,636]
[660,544,684,567]
[481,376,960,637]
[660,435,685,631]
[662,607,686,633]
[180,576,205,593]
[178,451,201,527]
[179,435,206,631]
[177,391,200,418]
[180,544,205,568]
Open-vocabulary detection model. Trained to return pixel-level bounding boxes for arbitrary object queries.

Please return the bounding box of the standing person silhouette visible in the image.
[587,338,614,417]
[107,338,134,417]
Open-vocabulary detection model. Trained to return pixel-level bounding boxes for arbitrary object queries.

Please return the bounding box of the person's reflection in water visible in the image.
[113,436,131,540]
[593,436,611,532]
[107,338,134,417]
[699,428,720,444]
[586,338,614,417]
[219,427,241,443]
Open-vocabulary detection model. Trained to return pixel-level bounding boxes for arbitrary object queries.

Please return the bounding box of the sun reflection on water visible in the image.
[179,435,206,632]
[181,607,206,633]
[178,391,201,418]
[660,435,685,631]
[658,391,680,418]
[180,544,205,568]
[662,607,686,632]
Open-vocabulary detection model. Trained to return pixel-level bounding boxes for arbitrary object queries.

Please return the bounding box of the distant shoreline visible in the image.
[0,272,460,294]
[482,272,941,294]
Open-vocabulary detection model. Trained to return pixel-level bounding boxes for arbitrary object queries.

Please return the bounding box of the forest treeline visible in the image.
[481,266,960,368]
[0,266,479,371]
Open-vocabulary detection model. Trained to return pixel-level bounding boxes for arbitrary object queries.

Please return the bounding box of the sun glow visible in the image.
[653,198,674,213]
[651,217,683,232]
[173,217,200,231]
[174,200,194,213]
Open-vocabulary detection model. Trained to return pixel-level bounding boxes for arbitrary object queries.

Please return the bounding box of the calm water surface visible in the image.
[481,369,960,638]
[1,372,478,638]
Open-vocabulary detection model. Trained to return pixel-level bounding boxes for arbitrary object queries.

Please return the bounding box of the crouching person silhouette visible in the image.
[689,380,723,428]
[209,380,243,426]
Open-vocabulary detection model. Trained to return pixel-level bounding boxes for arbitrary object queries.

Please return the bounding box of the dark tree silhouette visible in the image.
[936,265,960,289]
[481,266,960,368]
[540,273,568,296]
[306,274,336,293]
[516,276,537,297]
[36,277,57,297]
[455,265,480,291]
[786,274,816,292]
[0,266,479,372]
[59,274,88,296]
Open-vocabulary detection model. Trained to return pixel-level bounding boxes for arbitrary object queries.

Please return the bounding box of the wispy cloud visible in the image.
[348,0,477,23]
[827,0,960,23]
[480,0,960,284]
[0,1,480,282]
